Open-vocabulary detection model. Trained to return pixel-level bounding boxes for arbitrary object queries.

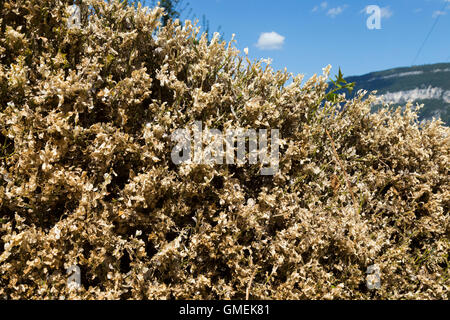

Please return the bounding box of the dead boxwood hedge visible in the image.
[0,0,449,299]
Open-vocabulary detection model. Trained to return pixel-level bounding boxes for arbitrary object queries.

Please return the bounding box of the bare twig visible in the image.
[325,129,358,213]
[245,269,257,300]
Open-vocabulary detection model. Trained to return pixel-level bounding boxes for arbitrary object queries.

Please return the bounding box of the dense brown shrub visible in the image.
[0,0,449,299]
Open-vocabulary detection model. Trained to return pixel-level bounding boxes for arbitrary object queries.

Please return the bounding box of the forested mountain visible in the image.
[344,63,450,125]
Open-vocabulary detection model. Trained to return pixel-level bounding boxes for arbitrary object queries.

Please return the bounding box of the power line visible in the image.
[411,1,449,66]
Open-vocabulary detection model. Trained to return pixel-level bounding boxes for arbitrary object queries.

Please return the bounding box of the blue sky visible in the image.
[172,0,450,78]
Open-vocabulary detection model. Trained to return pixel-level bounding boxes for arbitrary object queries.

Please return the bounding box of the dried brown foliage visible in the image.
[0,0,449,299]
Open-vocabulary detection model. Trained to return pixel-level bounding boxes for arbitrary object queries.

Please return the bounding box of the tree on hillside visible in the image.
[148,0,190,26]
[147,0,222,41]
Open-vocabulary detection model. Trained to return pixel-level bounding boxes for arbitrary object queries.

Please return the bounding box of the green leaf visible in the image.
[106,54,115,67]
[326,93,337,102]
[338,67,343,80]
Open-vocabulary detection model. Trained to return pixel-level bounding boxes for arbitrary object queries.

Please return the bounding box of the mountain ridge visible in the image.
[342,62,450,125]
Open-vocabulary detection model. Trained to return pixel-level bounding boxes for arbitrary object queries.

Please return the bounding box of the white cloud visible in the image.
[312,2,328,13]
[327,5,347,18]
[256,32,285,50]
[380,7,393,19]
[360,6,393,19]
[432,10,447,18]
